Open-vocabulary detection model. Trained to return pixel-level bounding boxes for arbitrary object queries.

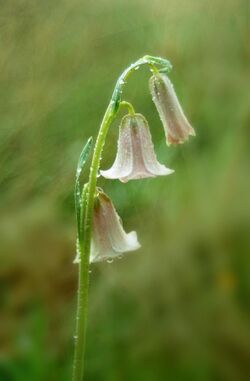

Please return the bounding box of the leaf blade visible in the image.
[74,137,93,242]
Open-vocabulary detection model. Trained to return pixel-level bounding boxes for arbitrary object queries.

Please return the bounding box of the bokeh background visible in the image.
[1,0,250,380]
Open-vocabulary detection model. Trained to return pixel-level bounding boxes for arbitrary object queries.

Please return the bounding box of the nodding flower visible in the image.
[100,113,174,183]
[90,190,141,263]
[149,73,195,145]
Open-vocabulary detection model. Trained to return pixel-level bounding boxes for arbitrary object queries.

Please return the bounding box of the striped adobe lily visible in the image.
[149,73,195,145]
[90,190,140,263]
[100,113,174,183]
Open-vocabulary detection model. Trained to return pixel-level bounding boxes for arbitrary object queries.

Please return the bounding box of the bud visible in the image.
[100,113,174,183]
[90,190,140,263]
[149,73,195,145]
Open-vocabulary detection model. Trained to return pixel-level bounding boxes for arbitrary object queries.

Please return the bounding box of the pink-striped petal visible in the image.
[100,120,133,180]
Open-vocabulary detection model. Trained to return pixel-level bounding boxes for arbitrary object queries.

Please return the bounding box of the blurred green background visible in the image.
[1,0,250,380]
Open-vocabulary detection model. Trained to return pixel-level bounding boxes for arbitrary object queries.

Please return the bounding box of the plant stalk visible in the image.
[72,55,172,381]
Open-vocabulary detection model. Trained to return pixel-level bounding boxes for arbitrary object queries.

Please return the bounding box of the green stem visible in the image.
[72,55,172,381]
[119,101,135,115]
[72,104,117,381]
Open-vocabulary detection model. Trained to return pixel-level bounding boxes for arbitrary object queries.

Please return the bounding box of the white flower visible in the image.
[149,73,195,145]
[100,113,174,183]
[90,190,140,263]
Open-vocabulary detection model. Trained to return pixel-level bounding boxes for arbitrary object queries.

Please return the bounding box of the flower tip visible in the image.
[167,168,175,175]
[126,231,141,251]
[189,126,196,137]
[73,257,80,264]
[166,125,196,146]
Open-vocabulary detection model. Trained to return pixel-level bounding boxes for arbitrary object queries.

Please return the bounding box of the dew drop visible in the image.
[107,258,114,264]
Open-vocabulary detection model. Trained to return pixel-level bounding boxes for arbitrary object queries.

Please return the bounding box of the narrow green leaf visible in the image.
[74,137,93,241]
[76,137,93,181]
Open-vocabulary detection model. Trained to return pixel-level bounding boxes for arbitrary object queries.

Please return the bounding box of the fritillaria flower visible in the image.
[149,73,195,145]
[90,190,140,263]
[100,113,174,182]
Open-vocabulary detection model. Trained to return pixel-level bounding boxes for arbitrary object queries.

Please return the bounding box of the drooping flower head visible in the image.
[100,113,174,183]
[90,189,140,263]
[149,73,195,145]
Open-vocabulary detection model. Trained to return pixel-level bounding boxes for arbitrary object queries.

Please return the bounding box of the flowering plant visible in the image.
[72,55,195,381]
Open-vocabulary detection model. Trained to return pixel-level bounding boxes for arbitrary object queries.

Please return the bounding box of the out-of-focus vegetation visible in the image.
[1,0,250,380]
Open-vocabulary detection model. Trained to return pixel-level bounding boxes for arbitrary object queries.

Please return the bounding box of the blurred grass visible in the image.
[0,0,250,380]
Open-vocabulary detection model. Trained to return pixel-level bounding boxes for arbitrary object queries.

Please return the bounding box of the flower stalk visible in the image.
[72,55,190,381]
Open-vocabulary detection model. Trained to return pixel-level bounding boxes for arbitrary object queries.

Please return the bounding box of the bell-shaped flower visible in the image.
[90,190,141,263]
[149,73,195,145]
[100,113,174,183]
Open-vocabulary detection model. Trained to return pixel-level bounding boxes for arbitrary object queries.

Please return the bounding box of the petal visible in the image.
[122,115,154,181]
[90,201,111,262]
[135,114,174,176]
[100,116,133,180]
